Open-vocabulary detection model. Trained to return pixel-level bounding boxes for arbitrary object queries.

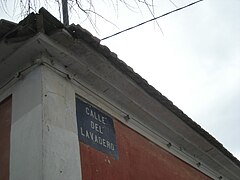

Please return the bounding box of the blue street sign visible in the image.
[76,98,119,159]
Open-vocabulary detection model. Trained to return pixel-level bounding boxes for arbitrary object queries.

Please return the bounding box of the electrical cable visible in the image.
[101,0,204,41]
[0,63,38,91]
[0,76,15,90]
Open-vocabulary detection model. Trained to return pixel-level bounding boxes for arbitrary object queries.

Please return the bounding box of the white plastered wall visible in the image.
[41,65,81,180]
[0,62,82,180]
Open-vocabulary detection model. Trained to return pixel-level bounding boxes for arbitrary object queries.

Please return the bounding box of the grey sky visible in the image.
[0,0,239,159]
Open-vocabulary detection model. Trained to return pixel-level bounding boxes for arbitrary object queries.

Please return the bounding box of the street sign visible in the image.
[76,98,119,159]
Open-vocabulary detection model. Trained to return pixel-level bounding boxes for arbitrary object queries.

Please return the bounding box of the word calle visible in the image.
[86,107,106,125]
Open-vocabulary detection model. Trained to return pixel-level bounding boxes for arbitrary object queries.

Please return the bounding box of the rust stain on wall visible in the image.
[80,119,211,180]
[0,96,12,180]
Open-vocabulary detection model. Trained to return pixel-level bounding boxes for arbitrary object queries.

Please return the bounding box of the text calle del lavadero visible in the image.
[76,98,119,159]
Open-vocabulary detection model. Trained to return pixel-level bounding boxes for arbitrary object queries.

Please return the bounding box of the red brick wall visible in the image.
[80,119,211,180]
[0,96,12,180]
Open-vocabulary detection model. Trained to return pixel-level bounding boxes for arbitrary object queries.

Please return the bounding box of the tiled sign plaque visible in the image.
[76,98,118,159]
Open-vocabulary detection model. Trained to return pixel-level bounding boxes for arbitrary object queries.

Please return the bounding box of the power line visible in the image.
[101,0,204,41]
[0,63,38,91]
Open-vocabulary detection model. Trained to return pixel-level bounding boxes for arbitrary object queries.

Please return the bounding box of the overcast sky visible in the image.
[1,0,239,160]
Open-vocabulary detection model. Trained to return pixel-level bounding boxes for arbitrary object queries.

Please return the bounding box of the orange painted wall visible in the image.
[80,119,211,180]
[0,96,12,180]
